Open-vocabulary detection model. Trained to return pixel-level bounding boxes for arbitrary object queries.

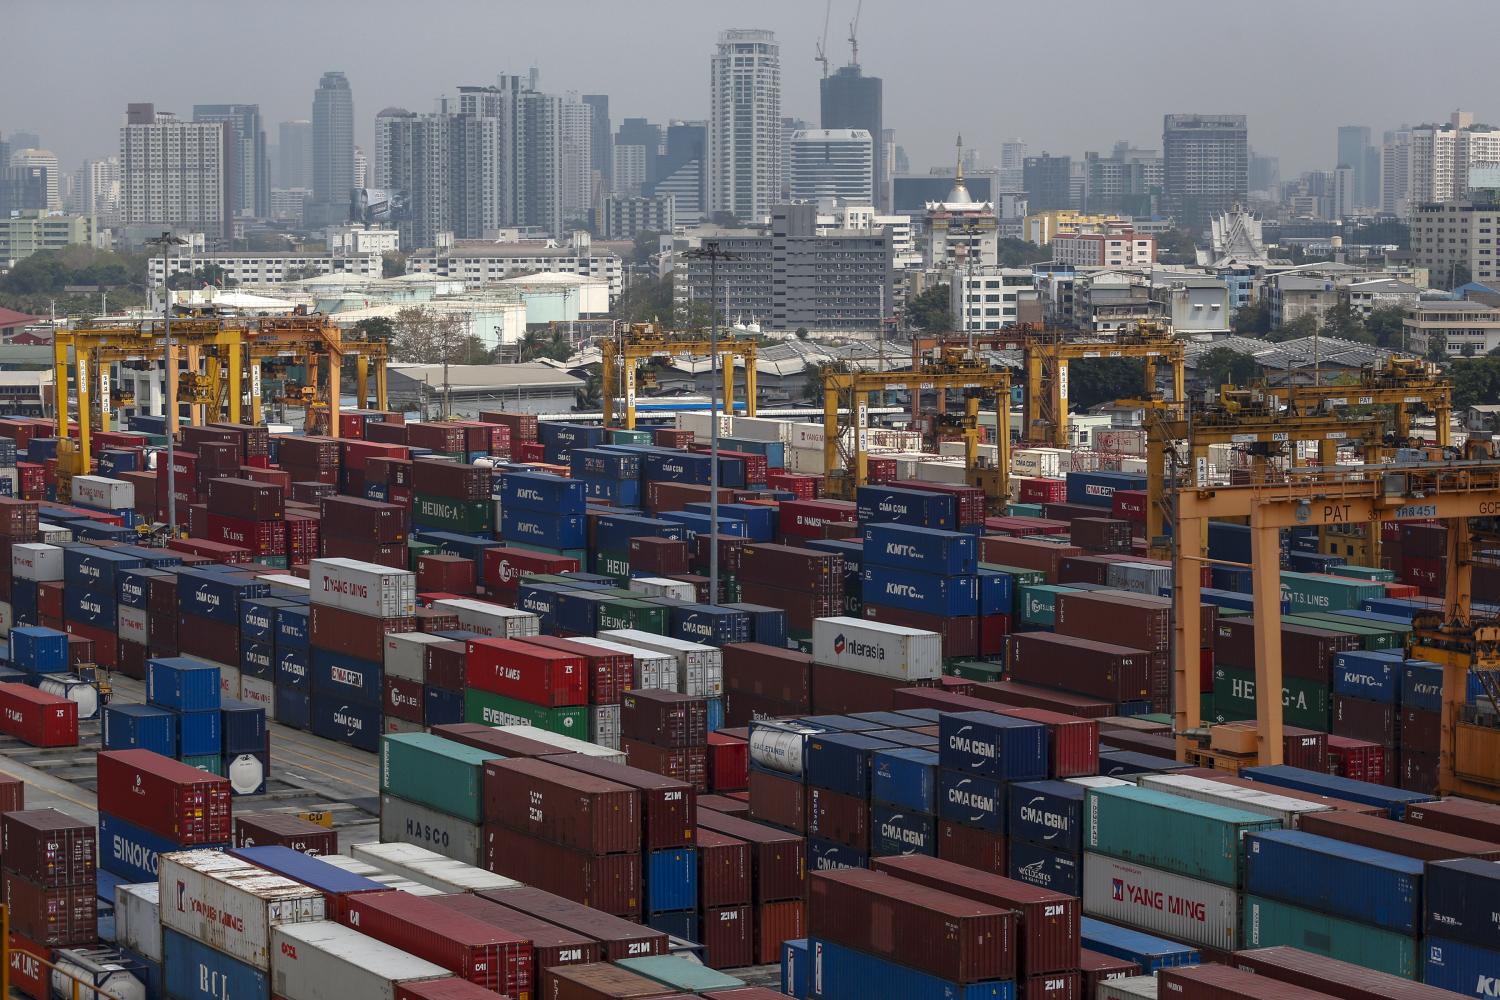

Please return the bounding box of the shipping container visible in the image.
[1,809,94,887]
[538,962,679,1000]
[1009,632,1151,702]
[1158,964,1335,1000]
[1232,945,1456,1000]
[379,794,485,868]
[484,757,640,855]
[1081,853,1239,953]
[483,824,641,917]
[1240,894,1419,979]
[380,732,493,824]
[270,920,450,1000]
[0,683,77,746]
[428,892,602,970]
[810,617,943,681]
[1245,829,1423,934]
[162,926,270,1000]
[474,885,667,961]
[806,937,1016,1000]
[939,711,1050,781]
[1297,809,1500,862]
[96,749,232,844]
[308,557,417,617]
[1086,784,1277,885]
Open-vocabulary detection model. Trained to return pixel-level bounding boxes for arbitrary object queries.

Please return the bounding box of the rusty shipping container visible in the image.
[621,690,708,748]
[483,757,641,855]
[483,824,641,917]
[1296,810,1500,861]
[539,963,677,1000]
[429,892,601,970]
[1009,632,1151,702]
[696,807,805,903]
[1160,963,1341,1000]
[754,899,807,965]
[1232,945,1456,1000]
[549,756,695,849]
[696,829,752,908]
[475,886,667,961]
[310,603,417,662]
[0,810,95,887]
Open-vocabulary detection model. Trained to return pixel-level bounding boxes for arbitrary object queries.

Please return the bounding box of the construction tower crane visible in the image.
[848,0,863,65]
[815,0,832,77]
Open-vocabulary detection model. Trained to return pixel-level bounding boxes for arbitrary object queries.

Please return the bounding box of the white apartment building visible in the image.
[1410,199,1500,286]
[789,129,873,205]
[147,250,382,287]
[949,267,1038,332]
[326,226,399,255]
[119,104,233,241]
[709,30,781,223]
[1051,231,1156,268]
[1403,300,1500,355]
[407,236,622,298]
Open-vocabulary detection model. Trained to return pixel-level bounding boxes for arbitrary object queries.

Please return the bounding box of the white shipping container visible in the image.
[382,632,446,683]
[914,460,970,485]
[811,616,943,681]
[590,704,621,750]
[71,475,133,511]
[598,629,724,697]
[11,543,62,582]
[270,921,449,1000]
[788,422,827,449]
[1120,457,1148,476]
[786,446,827,475]
[240,675,274,712]
[313,854,439,896]
[568,637,677,693]
[488,724,629,764]
[1136,773,1331,828]
[378,794,485,868]
[1065,775,1133,790]
[1106,562,1173,596]
[628,577,697,601]
[1098,977,1160,1000]
[115,883,161,964]
[258,573,310,592]
[158,851,326,971]
[1013,449,1063,478]
[730,416,792,444]
[349,842,520,893]
[383,717,424,735]
[307,558,416,617]
[748,721,822,776]
[117,604,149,647]
[433,598,540,638]
[1081,852,1239,952]
[37,522,73,544]
[217,662,243,701]
[676,411,734,439]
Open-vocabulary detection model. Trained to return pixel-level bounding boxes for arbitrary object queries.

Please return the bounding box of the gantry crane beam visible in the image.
[1257,355,1453,448]
[601,323,758,430]
[1172,459,1500,800]
[1025,325,1186,447]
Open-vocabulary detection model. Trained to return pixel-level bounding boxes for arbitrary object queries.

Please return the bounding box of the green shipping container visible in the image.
[1007,503,1044,517]
[608,429,654,446]
[1289,612,1407,649]
[1085,785,1281,887]
[1017,584,1075,627]
[253,555,289,569]
[1213,664,1330,730]
[948,660,1005,683]
[597,598,667,634]
[407,541,439,570]
[1279,572,1386,613]
[615,957,746,994]
[508,541,588,563]
[464,688,589,736]
[1200,693,1215,723]
[181,754,223,776]
[594,550,632,581]
[1331,564,1396,583]
[413,494,494,534]
[379,732,493,823]
[1240,894,1419,979]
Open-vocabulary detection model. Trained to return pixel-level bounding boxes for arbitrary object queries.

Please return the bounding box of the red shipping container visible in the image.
[873,855,1079,977]
[395,977,506,1000]
[698,795,751,818]
[430,723,567,759]
[0,775,23,813]
[627,536,691,576]
[417,554,475,595]
[696,808,804,903]
[812,663,937,716]
[320,495,408,543]
[977,536,1081,581]
[1019,973,1081,1000]
[466,637,587,707]
[806,787,869,851]
[2,873,94,947]
[514,442,545,462]
[204,513,286,555]
[701,904,753,970]
[384,676,425,723]
[481,412,539,443]
[8,930,47,1000]
[548,756,695,849]
[967,680,1115,719]
[0,810,95,887]
[232,814,338,856]
[483,824,641,917]
[206,477,284,520]
[754,899,807,965]
[860,602,978,659]
[428,892,601,970]
[518,635,633,706]
[722,643,811,708]
[321,536,406,568]
[1161,964,1336,1000]
[308,604,417,663]
[707,732,748,792]
[540,964,678,1000]
[748,768,806,833]
[765,472,819,499]
[425,642,466,691]
[936,819,1007,876]
[1079,949,1141,993]
[339,889,532,998]
[621,690,707,748]
[1017,478,1067,504]
[483,757,641,854]
[165,537,252,564]
[621,739,707,791]
[1009,632,1150,702]
[95,749,232,845]
[0,683,77,747]
[1296,810,1500,861]
[777,499,858,538]
[1231,945,1452,1000]
[1405,797,1500,842]
[696,828,752,908]
[411,459,488,500]
[482,547,581,599]
[474,886,666,961]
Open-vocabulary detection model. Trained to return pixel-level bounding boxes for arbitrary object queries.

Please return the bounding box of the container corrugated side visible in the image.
[116,882,161,963]
[270,920,450,1000]
[809,937,1016,1000]
[1244,829,1423,935]
[1135,773,1331,827]
[308,558,416,617]
[1232,945,1456,1000]
[380,733,493,824]
[159,850,326,971]
[810,617,943,681]
[1240,893,1420,980]
[1081,853,1238,953]
[379,794,484,868]
[163,925,270,1000]
[1085,785,1280,886]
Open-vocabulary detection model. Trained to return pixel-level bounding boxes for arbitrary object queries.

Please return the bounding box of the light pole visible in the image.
[147,231,188,535]
[683,240,737,605]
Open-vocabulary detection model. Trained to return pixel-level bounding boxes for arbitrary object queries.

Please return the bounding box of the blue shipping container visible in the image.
[276,648,310,691]
[976,570,1015,617]
[659,511,747,544]
[862,523,977,576]
[10,625,69,672]
[1008,780,1084,853]
[231,845,385,894]
[1422,936,1500,999]
[938,770,1006,832]
[274,685,310,730]
[117,567,168,609]
[670,604,752,647]
[870,748,938,813]
[1424,858,1500,951]
[241,640,274,680]
[803,732,898,798]
[855,485,956,531]
[870,804,935,857]
[310,648,382,704]
[685,502,776,542]
[1008,839,1080,897]
[99,812,224,884]
[176,569,269,625]
[1241,764,1435,819]
[275,605,310,648]
[1066,471,1147,508]
[799,715,883,733]
[501,508,587,549]
[1402,661,1444,713]
[808,838,870,873]
[593,513,685,553]
[783,940,810,1000]
[861,565,979,617]
[1332,649,1404,703]
[500,470,588,513]
[178,710,223,757]
[241,598,297,643]
[309,694,380,752]
[424,685,464,727]
[147,657,222,711]
[62,546,145,592]
[65,586,117,627]
[163,927,271,1000]
[1245,829,1423,934]
[220,699,267,754]
[644,909,697,943]
[644,848,698,912]
[722,603,787,648]
[810,938,1015,1000]
[938,711,1050,780]
[866,729,938,750]
[1080,916,1200,971]
[102,704,177,756]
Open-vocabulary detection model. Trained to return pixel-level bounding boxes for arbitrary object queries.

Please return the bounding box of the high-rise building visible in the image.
[373,108,415,195]
[353,146,368,189]
[789,129,873,204]
[7,132,39,153]
[8,148,60,211]
[780,117,811,199]
[278,120,313,190]
[646,121,706,224]
[1382,128,1411,216]
[1249,150,1280,195]
[561,94,595,221]
[1406,112,1500,210]
[582,95,611,193]
[73,157,121,223]
[194,103,268,217]
[998,138,1026,191]
[1336,125,1372,210]
[820,63,883,208]
[1023,153,1073,213]
[310,71,354,226]
[709,29,781,223]
[1162,113,1248,233]
[613,118,661,196]
[119,103,233,241]
[1082,143,1163,215]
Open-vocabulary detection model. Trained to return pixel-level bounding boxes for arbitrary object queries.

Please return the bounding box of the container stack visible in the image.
[379,731,494,868]
[63,545,144,671]
[860,523,981,662]
[620,687,709,792]
[307,556,417,751]
[1,808,97,950]
[1006,777,1126,896]
[321,495,408,569]
[573,446,642,508]
[809,616,943,715]
[463,635,589,737]
[411,459,494,537]
[273,600,312,730]
[519,633,633,749]
[932,710,1049,877]
[139,655,222,772]
[735,543,844,643]
[697,805,807,964]
[498,470,588,563]
[694,827,754,968]
[95,749,232,885]
[205,477,286,567]
[723,642,812,726]
[174,565,269,696]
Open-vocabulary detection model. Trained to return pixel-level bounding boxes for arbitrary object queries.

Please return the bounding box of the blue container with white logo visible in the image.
[147,657,222,711]
[808,838,869,873]
[861,565,979,617]
[938,770,1005,832]
[571,448,641,480]
[670,604,752,647]
[579,476,641,507]
[1423,857,1500,951]
[1245,829,1423,935]
[62,546,145,592]
[117,567,169,609]
[232,846,385,894]
[276,647,310,691]
[424,685,464,727]
[593,513,685,553]
[275,605,310,648]
[1241,764,1435,819]
[722,603,787,648]
[871,804,936,857]
[1080,916,1200,971]
[501,508,587,549]
[65,585,116,627]
[274,685,310,730]
[1066,470,1147,508]
[1402,661,1444,712]
[514,582,566,631]
[178,709,223,756]
[99,812,216,883]
[176,568,269,625]
[645,848,697,912]
[10,625,68,672]
[643,451,746,489]
[240,598,297,643]
[309,693,379,752]
[685,502,776,542]
[1422,936,1500,998]
[856,485,956,530]
[976,570,1016,617]
[659,510,747,545]
[163,927,271,1000]
[220,698,268,754]
[241,640,274,680]
[1008,839,1080,896]
[803,538,862,575]
[500,469,588,513]
[938,711,1050,780]
[804,732,898,798]
[783,940,810,1000]
[102,703,177,756]
[870,748,938,813]
[862,523,977,575]
[537,422,607,465]
[809,937,1015,1000]
[11,580,37,625]
[1008,780,1085,853]
[310,648,382,704]
[1332,649,1404,703]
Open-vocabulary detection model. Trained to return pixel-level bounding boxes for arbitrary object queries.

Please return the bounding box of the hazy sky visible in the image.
[5,0,1495,177]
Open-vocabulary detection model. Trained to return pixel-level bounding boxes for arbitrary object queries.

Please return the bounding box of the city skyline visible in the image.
[4,0,1495,179]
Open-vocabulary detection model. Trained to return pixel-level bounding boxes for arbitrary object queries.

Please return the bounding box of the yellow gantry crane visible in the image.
[1023,322,1186,447]
[1262,355,1454,448]
[600,323,759,430]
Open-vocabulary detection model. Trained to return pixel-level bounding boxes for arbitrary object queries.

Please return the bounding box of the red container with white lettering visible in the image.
[95,749,232,845]
[465,638,587,707]
[518,635,633,706]
[0,683,77,747]
[205,513,286,555]
[481,546,580,602]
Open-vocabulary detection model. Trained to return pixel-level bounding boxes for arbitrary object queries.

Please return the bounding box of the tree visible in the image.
[1197,347,1262,390]
[997,237,1051,268]
[1320,299,1371,344]
[390,306,465,364]
[1364,305,1407,350]
[1266,313,1319,343]
[353,316,395,342]
[795,327,810,340]
[1449,356,1500,410]
[166,265,236,290]
[906,283,952,332]
[381,251,407,278]
[1154,228,1199,263]
[517,328,572,363]
[1231,299,1271,336]
[1068,357,1148,410]
[613,273,673,325]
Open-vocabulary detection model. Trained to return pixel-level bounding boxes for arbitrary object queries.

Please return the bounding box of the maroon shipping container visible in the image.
[1069,517,1133,553]
[1399,751,1440,795]
[936,820,1007,876]
[1296,810,1500,861]
[0,684,77,747]
[755,899,807,964]
[1009,632,1150,703]
[621,690,707,748]
[811,663,936,716]
[809,868,1015,984]
[429,891,601,970]
[628,537,690,576]
[724,691,809,729]
[1161,963,1338,1000]
[475,886,668,961]
[696,807,805,903]
[411,459,489,500]
[698,795,750,818]
[2,872,95,947]
[0,776,23,814]
[519,635,634,706]
[96,749,232,845]
[722,643,811,707]
[309,604,417,663]
[1054,591,1171,653]
[425,642,467,691]
[887,481,986,525]
[621,739,707,792]
[175,614,241,662]
[205,478,284,520]
[431,723,569,759]
[872,855,1079,977]
[1405,797,1500,842]
[406,424,468,453]
[339,889,532,998]
[1327,735,1388,785]
[1097,730,1178,761]
[0,810,95,887]
[232,814,338,855]
[1232,944,1456,1000]
[483,825,642,917]
[1079,949,1140,993]
[778,499,858,538]
[806,787,869,851]
[384,676,425,723]
[1282,726,1330,772]
[1333,695,1397,749]
[1400,708,1441,754]
[696,828,752,908]
[861,603,979,660]
[964,680,1115,720]
[466,638,587,707]
[693,535,750,576]
[707,731,748,791]
[480,411,539,444]
[1214,618,1358,681]
[735,582,837,634]
[483,757,640,854]
[748,769,806,832]
[319,495,408,543]
[417,554,476,595]
[539,963,677,1000]
[978,537,1082,581]
[701,904,753,970]
[892,687,1099,778]
[548,756,695,849]
[1019,972,1081,999]
[395,978,505,1000]
[736,544,844,593]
